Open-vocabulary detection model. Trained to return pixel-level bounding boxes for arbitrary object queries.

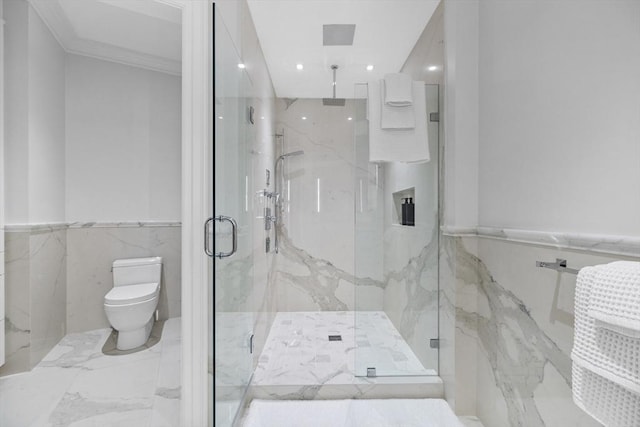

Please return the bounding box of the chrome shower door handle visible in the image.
[204,217,215,257]
[207,215,238,259]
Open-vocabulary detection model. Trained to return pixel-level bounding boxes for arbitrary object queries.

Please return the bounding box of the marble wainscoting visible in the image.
[1,225,67,376]
[450,234,639,426]
[66,222,181,333]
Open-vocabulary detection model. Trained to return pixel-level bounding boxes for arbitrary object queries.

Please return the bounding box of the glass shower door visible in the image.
[354,83,440,378]
[212,6,255,427]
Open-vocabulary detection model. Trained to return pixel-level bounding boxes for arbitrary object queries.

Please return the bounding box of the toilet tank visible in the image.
[112,257,163,287]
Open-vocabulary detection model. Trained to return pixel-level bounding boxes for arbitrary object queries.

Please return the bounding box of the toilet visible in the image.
[104,257,162,350]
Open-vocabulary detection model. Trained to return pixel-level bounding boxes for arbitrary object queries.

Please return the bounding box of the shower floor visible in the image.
[251,311,439,399]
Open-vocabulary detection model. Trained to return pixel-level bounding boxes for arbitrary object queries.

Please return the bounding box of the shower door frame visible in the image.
[162,0,213,425]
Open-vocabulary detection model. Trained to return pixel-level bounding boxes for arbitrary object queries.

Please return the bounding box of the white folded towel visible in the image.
[588,261,640,338]
[572,264,640,426]
[573,264,640,392]
[384,73,413,106]
[381,80,415,129]
[367,80,429,163]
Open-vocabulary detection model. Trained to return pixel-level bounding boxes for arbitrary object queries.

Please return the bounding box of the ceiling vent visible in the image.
[322,24,356,46]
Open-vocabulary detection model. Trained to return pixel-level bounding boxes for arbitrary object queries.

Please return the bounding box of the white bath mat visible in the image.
[243,398,463,427]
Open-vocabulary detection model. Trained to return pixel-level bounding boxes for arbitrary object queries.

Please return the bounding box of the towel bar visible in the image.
[536,258,579,275]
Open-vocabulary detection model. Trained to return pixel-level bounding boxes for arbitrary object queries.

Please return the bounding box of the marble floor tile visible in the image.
[0,318,181,427]
[252,311,435,387]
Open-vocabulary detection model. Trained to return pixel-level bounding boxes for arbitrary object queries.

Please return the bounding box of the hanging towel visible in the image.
[368,80,429,163]
[572,264,640,426]
[588,261,640,338]
[381,80,415,129]
[384,73,413,106]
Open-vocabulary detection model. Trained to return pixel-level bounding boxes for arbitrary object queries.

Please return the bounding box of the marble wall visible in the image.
[0,223,181,377]
[445,231,640,426]
[1,225,67,376]
[274,88,440,376]
[274,98,385,313]
[66,223,181,333]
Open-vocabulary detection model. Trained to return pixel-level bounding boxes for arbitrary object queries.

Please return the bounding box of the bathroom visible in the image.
[2,0,640,426]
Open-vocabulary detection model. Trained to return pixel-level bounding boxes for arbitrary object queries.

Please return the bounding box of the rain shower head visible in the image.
[322,65,346,107]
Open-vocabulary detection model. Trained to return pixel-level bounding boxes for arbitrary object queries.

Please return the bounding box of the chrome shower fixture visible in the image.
[322,65,346,106]
[273,150,305,253]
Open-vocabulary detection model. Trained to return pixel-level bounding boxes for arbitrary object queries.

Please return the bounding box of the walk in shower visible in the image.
[212,2,443,425]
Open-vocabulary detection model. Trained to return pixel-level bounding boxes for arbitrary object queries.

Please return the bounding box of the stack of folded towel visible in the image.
[572,261,640,426]
[367,73,429,163]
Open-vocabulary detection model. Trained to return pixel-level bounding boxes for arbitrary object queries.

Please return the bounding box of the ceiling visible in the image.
[29,0,182,75]
[247,0,440,99]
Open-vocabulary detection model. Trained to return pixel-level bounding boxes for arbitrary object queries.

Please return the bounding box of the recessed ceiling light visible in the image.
[366,65,374,71]
[296,63,304,70]
[237,63,246,69]
[347,117,353,121]
[218,116,223,119]
[260,116,265,120]
[427,65,438,71]
[302,116,307,120]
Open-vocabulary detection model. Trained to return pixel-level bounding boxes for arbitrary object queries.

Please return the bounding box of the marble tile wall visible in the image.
[66,223,181,333]
[274,98,384,312]
[378,84,440,374]
[0,223,181,377]
[448,233,640,426]
[1,226,67,376]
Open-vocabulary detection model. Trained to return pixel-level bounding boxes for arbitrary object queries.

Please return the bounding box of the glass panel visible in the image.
[354,83,440,377]
[212,8,255,427]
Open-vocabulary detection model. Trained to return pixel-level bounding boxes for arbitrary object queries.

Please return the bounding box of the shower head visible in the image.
[322,65,346,107]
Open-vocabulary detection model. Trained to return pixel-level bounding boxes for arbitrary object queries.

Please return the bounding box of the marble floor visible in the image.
[0,317,181,427]
[252,311,435,387]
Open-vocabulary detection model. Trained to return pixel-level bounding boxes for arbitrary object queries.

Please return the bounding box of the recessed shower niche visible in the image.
[392,187,416,226]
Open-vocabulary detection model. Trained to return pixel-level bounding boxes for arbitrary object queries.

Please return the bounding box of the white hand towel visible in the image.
[381,80,415,129]
[587,261,640,338]
[367,80,429,163]
[384,73,413,106]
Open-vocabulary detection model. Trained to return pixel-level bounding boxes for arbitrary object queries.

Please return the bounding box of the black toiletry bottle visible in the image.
[406,197,415,226]
[401,198,408,226]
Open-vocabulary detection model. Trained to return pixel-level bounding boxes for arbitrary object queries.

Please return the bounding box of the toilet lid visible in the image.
[104,282,160,305]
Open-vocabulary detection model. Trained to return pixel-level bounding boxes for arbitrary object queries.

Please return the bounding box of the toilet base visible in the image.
[116,316,154,350]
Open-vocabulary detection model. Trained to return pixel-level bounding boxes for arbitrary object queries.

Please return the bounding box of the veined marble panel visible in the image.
[66,225,181,333]
[1,231,31,376]
[452,236,638,426]
[29,228,67,367]
[275,228,384,312]
[274,99,388,313]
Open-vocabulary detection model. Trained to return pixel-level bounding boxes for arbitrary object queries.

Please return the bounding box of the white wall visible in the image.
[65,54,181,222]
[3,3,66,225]
[443,0,479,230]
[28,7,66,223]
[477,0,640,236]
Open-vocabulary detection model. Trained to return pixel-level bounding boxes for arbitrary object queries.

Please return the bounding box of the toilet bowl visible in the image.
[104,257,162,350]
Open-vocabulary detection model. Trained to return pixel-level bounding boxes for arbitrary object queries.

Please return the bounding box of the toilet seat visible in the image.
[104,282,160,305]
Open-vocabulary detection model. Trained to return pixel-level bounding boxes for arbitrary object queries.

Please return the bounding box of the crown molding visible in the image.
[28,0,181,76]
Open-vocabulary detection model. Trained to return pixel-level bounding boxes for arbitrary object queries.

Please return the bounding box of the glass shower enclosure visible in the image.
[353,83,440,378]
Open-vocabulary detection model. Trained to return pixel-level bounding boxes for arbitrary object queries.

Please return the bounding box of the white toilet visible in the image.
[104,256,162,350]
